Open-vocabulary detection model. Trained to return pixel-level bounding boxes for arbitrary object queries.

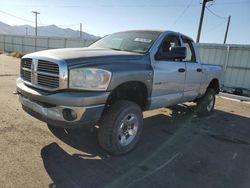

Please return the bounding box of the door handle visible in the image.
[178,68,186,73]
[196,68,202,72]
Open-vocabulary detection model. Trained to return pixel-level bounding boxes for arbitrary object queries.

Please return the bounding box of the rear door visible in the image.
[181,37,203,101]
[150,34,186,109]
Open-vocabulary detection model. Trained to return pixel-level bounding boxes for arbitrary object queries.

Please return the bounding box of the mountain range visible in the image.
[0,21,98,41]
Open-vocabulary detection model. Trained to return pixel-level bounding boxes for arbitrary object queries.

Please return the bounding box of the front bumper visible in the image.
[16,78,110,128]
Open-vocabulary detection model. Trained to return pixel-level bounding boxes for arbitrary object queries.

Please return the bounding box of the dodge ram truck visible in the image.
[16,30,222,155]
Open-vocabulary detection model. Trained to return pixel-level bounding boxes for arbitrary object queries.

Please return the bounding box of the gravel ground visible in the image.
[0,54,250,188]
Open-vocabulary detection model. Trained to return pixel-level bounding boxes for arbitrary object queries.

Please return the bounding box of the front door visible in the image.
[150,34,186,109]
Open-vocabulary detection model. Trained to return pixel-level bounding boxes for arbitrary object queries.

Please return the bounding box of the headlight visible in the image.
[69,68,111,90]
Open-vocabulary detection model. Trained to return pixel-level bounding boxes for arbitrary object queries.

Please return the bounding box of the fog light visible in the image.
[62,108,77,121]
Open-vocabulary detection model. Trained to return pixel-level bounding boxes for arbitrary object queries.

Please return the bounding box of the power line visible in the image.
[38,16,47,26]
[0,9,80,28]
[170,0,194,28]
[19,0,249,9]
[216,1,250,5]
[205,6,227,20]
[0,9,34,23]
[38,16,79,27]
[203,19,227,34]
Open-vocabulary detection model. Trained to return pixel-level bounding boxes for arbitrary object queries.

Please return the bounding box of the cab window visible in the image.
[182,37,196,62]
[156,35,181,61]
[161,35,180,52]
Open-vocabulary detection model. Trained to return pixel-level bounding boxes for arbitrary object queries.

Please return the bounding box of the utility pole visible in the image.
[32,11,40,36]
[223,15,231,44]
[196,0,213,43]
[25,27,28,35]
[80,23,82,38]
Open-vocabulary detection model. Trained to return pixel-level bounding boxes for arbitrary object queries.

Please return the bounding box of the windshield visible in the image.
[88,31,161,53]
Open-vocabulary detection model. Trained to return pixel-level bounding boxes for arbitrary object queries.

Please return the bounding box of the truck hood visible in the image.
[23,47,147,66]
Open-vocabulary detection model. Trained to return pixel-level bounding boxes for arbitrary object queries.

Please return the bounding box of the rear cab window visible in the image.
[181,36,196,63]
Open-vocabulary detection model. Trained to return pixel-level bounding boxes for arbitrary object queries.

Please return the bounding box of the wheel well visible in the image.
[106,82,148,110]
[208,79,220,94]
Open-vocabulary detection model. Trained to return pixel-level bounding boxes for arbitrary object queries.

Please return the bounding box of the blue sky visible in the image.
[0,0,250,44]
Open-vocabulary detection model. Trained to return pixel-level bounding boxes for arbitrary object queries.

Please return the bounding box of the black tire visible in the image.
[196,88,216,116]
[98,100,143,155]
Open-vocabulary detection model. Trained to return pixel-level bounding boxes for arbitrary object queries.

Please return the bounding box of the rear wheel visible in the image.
[196,88,216,116]
[98,100,143,155]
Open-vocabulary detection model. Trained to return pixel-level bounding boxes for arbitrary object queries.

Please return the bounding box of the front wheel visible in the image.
[196,88,216,116]
[98,100,143,155]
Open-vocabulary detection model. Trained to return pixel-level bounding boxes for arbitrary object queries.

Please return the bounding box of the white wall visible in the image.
[0,34,92,53]
[197,43,250,90]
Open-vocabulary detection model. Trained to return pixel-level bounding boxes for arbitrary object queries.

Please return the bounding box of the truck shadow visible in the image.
[46,104,196,158]
[41,104,250,188]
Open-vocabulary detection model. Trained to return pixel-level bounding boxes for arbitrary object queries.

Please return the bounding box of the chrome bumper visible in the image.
[19,95,104,124]
[19,95,86,122]
[17,78,107,128]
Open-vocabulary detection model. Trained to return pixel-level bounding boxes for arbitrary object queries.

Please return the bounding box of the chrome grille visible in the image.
[37,74,59,88]
[37,60,59,74]
[21,58,32,82]
[22,58,32,69]
[22,70,31,82]
[37,60,59,89]
[21,58,62,91]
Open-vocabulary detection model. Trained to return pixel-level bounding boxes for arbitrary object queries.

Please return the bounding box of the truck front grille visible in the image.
[37,60,59,89]
[22,70,31,82]
[37,74,59,88]
[22,58,32,69]
[37,60,59,74]
[21,58,61,91]
[21,59,32,82]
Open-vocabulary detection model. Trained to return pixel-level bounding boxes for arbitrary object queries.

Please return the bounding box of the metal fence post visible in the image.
[35,36,37,52]
[12,36,14,52]
[3,35,5,52]
[21,36,24,53]
[222,45,231,87]
[47,37,50,50]
[64,38,66,48]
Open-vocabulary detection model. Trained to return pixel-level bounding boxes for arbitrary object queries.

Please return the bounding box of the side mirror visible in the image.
[156,46,187,60]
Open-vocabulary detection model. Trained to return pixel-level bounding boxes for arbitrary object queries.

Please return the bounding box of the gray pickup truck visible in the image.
[17,30,222,154]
